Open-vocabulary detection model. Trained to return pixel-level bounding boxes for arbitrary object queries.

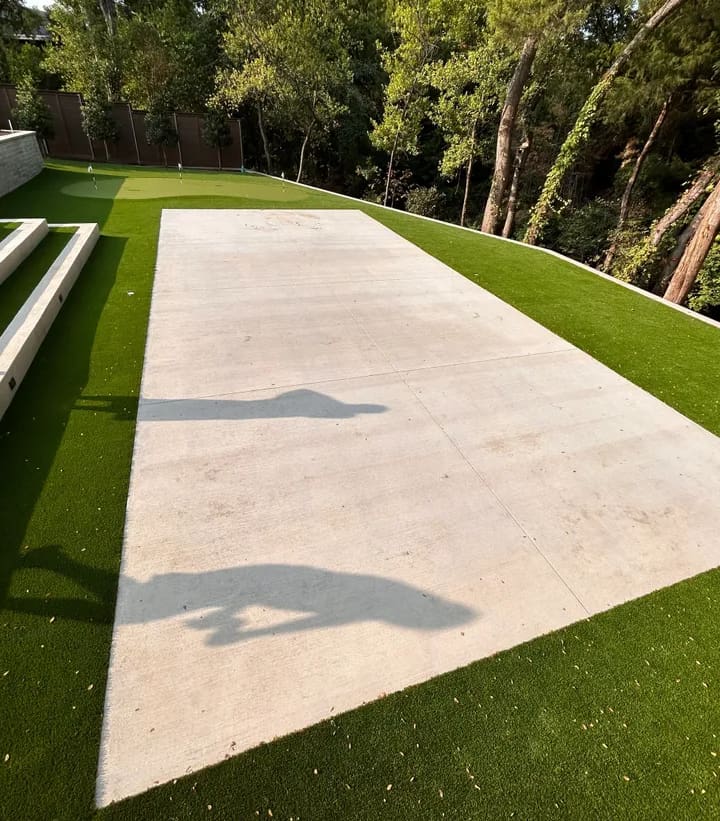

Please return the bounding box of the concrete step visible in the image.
[0,222,99,420]
[0,218,49,285]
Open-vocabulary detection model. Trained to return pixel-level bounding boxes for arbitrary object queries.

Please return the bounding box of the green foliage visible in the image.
[689,236,720,314]
[2,43,44,85]
[216,0,351,153]
[406,184,443,217]
[82,92,119,143]
[119,0,221,111]
[12,75,54,139]
[430,39,510,178]
[202,108,233,150]
[44,0,122,101]
[369,0,440,158]
[525,72,613,242]
[144,99,177,148]
[45,0,222,111]
[613,233,662,287]
[553,196,617,264]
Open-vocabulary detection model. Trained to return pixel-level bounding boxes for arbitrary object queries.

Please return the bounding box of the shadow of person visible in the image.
[117,563,476,646]
[137,389,388,422]
[3,544,115,623]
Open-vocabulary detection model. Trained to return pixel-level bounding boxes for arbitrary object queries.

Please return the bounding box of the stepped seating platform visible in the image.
[0,219,99,420]
[0,218,48,285]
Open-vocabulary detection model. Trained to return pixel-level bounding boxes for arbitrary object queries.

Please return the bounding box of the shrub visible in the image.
[82,92,118,159]
[144,98,177,165]
[406,185,443,218]
[12,75,54,145]
[553,198,617,265]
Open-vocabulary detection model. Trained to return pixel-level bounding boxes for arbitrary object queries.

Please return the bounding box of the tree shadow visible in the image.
[74,389,388,421]
[6,548,477,646]
[140,389,388,421]
[0,234,125,614]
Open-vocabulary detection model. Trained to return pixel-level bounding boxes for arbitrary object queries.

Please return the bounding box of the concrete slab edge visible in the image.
[0,218,48,286]
[254,172,720,332]
[0,222,99,420]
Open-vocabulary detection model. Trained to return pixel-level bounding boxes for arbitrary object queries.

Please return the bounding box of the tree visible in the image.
[82,90,119,160]
[216,0,351,182]
[479,0,593,235]
[602,95,670,271]
[664,178,720,303]
[44,0,122,101]
[119,0,222,112]
[0,0,43,83]
[481,35,537,233]
[501,129,531,237]
[524,0,690,245]
[370,0,439,206]
[202,107,233,168]
[12,75,54,148]
[430,25,509,227]
[144,97,177,166]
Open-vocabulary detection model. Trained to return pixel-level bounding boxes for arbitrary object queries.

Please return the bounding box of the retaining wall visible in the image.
[0,131,43,197]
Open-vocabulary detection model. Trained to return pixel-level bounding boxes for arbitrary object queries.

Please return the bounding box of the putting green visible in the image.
[61,174,306,201]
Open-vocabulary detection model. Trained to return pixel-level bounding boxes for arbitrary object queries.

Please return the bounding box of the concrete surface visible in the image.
[97,209,720,806]
[0,218,48,285]
[0,223,99,420]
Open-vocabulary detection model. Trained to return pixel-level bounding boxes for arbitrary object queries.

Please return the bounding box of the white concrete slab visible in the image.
[97,209,720,807]
[0,224,99,420]
[0,218,48,285]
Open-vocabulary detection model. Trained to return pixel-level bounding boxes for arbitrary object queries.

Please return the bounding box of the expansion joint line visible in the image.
[341,299,590,618]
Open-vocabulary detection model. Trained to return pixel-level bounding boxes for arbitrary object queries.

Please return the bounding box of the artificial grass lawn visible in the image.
[0,229,75,335]
[0,161,718,821]
[0,221,20,242]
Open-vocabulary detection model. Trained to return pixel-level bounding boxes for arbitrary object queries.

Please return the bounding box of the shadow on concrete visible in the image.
[7,549,476,646]
[137,389,388,421]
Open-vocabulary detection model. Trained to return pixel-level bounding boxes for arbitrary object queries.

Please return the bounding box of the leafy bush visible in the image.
[145,99,177,149]
[82,93,118,145]
[406,185,443,218]
[12,75,54,143]
[201,108,233,151]
[689,237,720,316]
[553,198,617,265]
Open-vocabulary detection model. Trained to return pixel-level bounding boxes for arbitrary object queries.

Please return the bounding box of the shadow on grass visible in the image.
[0,167,125,227]
[5,555,475,645]
[0,234,127,615]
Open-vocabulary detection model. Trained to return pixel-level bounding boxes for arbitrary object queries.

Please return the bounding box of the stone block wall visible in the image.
[0,131,43,198]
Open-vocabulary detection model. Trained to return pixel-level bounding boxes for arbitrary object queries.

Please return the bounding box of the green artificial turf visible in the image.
[0,161,718,821]
[0,229,75,335]
[0,221,20,242]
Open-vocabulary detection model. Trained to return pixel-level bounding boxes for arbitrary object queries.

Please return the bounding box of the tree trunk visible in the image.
[460,120,477,228]
[257,103,271,173]
[217,146,222,170]
[161,144,167,168]
[664,180,720,304]
[525,0,689,245]
[501,132,532,239]
[650,154,719,247]
[383,127,401,208]
[97,0,116,37]
[481,36,537,235]
[103,139,109,161]
[602,96,670,271]
[296,123,313,183]
[657,207,705,292]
